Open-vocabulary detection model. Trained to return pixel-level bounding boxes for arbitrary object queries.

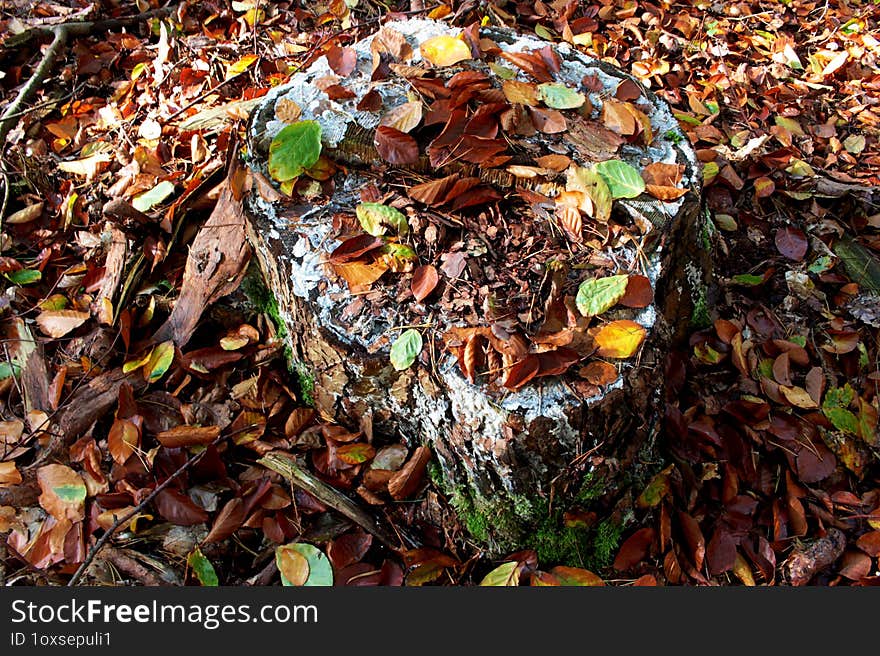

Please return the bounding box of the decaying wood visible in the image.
[781,528,846,586]
[151,153,251,348]
[245,20,707,551]
[258,452,406,551]
[57,368,147,443]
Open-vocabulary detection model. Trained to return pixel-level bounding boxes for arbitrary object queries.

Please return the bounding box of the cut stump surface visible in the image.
[245,19,705,555]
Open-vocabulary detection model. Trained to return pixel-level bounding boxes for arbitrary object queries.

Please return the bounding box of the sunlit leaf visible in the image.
[566,165,611,222]
[35,310,89,338]
[144,340,175,383]
[479,561,520,586]
[356,202,409,237]
[537,83,585,109]
[268,121,323,182]
[594,320,646,358]
[132,180,176,212]
[6,269,41,285]
[420,35,472,67]
[576,275,628,317]
[594,160,646,199]
[390,328,423,371]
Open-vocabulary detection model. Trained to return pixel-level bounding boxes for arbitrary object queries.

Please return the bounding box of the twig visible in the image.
[67,430,227,586]
[258,451,407,551]
[0,5,178,148]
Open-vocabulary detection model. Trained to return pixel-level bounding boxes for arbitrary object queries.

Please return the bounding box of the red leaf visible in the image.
[536,348,581,377]
[795,440,837,483]
[204,497,245,543]
[156,424,221,448]
[856,531,880,557]
[374,126,419,165]
[839,550,872,581]
[774,227,808,261]
[502,354,540,390]
[154,488,209,526]
[613,527,655,571]
[411,265,439,302]
[356,89,383,111]
[326,45,357,76]
[388,446,432,500]
[615,79,642,101]
[620,275,654,308]
[328,234,384,264]
[706,528,737,574]
[328,530,373,569]
[677,511,706,570]
[408,174,459,206]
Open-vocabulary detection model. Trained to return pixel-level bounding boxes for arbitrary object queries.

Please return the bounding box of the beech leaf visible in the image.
[594,160,646,199]
[420,35,472,67]
[576,275,629,317]
[356,202,409,237]
[390,328,423,370]
[268,121,323,182]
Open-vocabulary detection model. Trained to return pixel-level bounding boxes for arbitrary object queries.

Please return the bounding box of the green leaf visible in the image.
[144,340,175,383]
[187,547,219,586]
[731,273,765,286]
[824,384,855,409]
[5,269,42,286]
[268,121,323,182]
[39,294,68,311]
[566,166,611,223]
[575,274,628,317]
[702,161,719,185]
[808,255,834,274]
[356,203,408,237]
[389,328,423,371]
[537,83,585,110]
[132,180,176,212]
[276,543,333,586]
[488,63,516,80]
[824,407,859,435]
[378,243,417,271]
[594,160,645,199]
[479,561,520,586]
[53,483,87,503]
[0,361,21,380]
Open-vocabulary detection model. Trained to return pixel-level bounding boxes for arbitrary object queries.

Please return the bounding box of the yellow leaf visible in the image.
[420,35,472,67]
[594,320,646,358]
[779,385,819,409]
[226,53,259,79]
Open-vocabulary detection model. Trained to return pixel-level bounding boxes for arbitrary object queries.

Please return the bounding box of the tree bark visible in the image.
[243,20,707,557]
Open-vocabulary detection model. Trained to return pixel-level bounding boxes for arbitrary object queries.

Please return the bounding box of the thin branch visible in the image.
[0,5,178,148]
[67,430,228,586]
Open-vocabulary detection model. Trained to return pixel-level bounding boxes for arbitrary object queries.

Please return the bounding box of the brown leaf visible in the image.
[379,101,423,133]
[500,50,552,82]
[328,234,385,264]
[535,154,571,171]
[154,488,209,526]
[37,464,86,522]
[602,99,637,135]
[332,261,388,289]
[36,310,90,338]
[411,265,439,302]
[408,174,459,206]
[775,227,808,261]
[856,531,880,557]
[284,407,315,438]
[204,497,245,543]
[796,440,837,483]
[615,79,642,101]
[502,80,540,106]
[356,89,383,111]
[0,461,22,486]
[620,275,654,308]
[374,125,419,165]
[388,446,432,500]
[502,354,540,390]
[156,424,221,448]
[328,530,373,569]
[839,550,872,581]
[108,418,139,464]
[529,107,567,134]
[326,45,357,77]
[772,352,792,386]
[707,528,737,575]
[536,348,581,377]
[677,511,706,570]
[579,361,618,386]
[613,527,655,571]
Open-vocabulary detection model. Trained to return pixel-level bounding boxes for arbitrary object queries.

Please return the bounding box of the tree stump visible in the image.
[244,19,705,557]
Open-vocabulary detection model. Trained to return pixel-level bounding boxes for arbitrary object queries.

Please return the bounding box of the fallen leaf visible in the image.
[411,265,439,302]
[36,310,89,338]
[420,35,471,67]
[594,320,647,358]
[374,126,419,165]
[613,527,655,571]
[37,464,86,521]
[156,424,221,448]
[388,445,431,500]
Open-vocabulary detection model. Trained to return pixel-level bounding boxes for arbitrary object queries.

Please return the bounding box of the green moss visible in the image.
[574,472,603,504]
[240,264,314,405]
[591,519,624,569]
[690,277,711,329]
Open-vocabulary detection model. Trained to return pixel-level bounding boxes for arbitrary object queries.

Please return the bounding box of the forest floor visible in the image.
[0,0,878,586]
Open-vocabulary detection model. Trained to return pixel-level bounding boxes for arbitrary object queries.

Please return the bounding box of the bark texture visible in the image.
[244,20,706,555]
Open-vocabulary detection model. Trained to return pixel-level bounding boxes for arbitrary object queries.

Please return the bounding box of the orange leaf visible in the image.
[594,320,646,358]
[332,261,388,289]
[411,264,439,302]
